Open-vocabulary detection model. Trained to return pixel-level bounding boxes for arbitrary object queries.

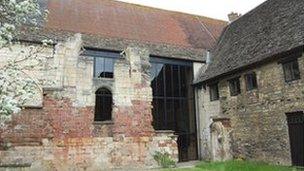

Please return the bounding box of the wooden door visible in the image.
[286,112,304,167]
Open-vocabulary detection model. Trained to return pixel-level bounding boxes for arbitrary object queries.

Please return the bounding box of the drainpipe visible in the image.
[195,50,211,160]
[195,86,202,160]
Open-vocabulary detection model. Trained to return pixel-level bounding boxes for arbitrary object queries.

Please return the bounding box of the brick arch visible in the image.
[93,84,113,93]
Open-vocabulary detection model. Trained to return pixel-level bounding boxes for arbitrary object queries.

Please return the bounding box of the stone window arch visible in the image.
[94,88,112,121]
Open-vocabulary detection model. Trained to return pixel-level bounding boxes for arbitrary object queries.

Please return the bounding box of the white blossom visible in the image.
[0,0,50,126]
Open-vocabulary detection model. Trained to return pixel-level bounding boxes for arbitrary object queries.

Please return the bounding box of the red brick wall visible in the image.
[0,93,113,148]
[113,100,154,137]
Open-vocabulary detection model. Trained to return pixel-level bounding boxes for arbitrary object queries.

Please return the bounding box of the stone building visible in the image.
[194,0,304,167]
[0,0,227,170]
[1,0,303,169]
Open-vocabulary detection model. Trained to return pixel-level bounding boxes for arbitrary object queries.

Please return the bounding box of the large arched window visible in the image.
[95,88,112,121]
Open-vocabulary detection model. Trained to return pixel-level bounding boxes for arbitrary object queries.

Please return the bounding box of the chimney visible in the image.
[228,12,241,23]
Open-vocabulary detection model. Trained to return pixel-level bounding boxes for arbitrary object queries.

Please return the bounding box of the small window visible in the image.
[245,72,258,91]
[95,88,112,121]
[209,83,219,101]
[228,77,241,96]
[94,57,116,78]
[282,59,300,82]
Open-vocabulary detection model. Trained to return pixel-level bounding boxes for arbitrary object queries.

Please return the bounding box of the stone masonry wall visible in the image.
[112,47,154,137]
[199,52,304,165]
[0,34,178,170]
[196,85,221,160]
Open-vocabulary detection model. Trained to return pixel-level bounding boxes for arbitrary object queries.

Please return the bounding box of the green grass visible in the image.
[164,160,300,171]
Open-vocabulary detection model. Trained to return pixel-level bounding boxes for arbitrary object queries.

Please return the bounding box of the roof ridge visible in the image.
[112,0,227,23]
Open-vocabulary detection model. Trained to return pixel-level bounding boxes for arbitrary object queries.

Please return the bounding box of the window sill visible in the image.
[230,94,240,97]
[93,120,114,125]
[211,115,230,121]
[285,78,301,84]
[246,88,258,93]
[23,105,43,109]
[155,130,175,134]
[155,130,177,137]
[93,77,114,81]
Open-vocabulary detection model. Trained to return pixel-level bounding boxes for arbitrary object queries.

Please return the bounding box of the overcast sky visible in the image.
[116,0,267,21]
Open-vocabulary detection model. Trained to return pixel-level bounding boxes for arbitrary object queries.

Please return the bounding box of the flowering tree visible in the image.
[0,0,51,127]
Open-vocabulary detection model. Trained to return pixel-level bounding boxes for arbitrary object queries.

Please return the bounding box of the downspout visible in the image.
[195,86,202,159]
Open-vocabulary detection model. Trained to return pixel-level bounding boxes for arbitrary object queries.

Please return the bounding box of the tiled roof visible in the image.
[195,0,304,83]
[29,0,227,60]
[41,0,226,50]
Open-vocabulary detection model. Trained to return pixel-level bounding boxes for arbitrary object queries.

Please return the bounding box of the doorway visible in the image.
[286,112,304,167]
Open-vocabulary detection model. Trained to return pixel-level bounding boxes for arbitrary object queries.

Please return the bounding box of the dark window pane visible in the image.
[165,65,173,97]
[209,83,219,101]
[94,57,116,78]
[284,63,292,81]
[151,64,158,96]
[229,77,241,96]
[180,66,187,97]
[166,99,175,130]
[157,99,165,130]
[152,98,165,130]
[86,50,120,78]
[155,64,165,96]
[150,64,157,82]
[95,88,112,121]
[292,60,301,80]
[150,60,193,133]
[152,99,159,129]
[245,73,258,91]
[172,65,180,97]
[283,59,301,82]
[93,57,118,78]
[150,63,165,97]
[176,99,189,133]
[95,57,105,77]
[173,99,181,131]
[104,58,114,78]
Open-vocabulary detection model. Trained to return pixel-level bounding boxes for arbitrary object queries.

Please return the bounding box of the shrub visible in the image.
[153,151,176,168]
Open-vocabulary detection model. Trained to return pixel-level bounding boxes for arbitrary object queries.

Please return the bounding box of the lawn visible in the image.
[165,160,302,171]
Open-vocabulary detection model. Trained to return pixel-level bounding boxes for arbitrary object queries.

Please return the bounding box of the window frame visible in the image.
[245,72,258,91]
[150,57,194,131]
[94,88,113,122]
[82,49,121,79]
[209,83,219,101]
[228,77,241,96]
[282,59,301,83]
